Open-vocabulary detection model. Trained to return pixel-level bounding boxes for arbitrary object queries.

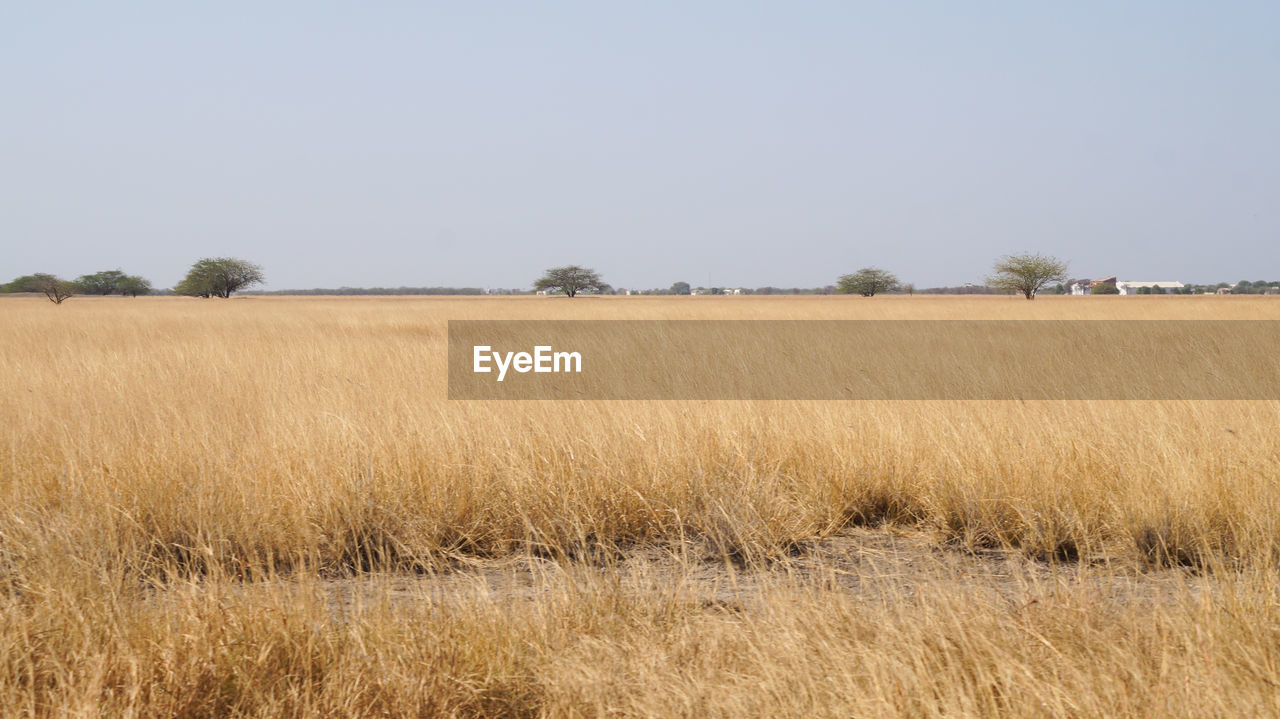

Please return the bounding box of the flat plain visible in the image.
[3,294,1280,717]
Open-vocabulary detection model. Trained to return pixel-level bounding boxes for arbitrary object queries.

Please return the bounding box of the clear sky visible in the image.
[3,2,1277,290]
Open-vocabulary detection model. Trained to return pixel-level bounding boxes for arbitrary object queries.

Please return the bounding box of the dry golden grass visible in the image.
[2,294,1280,717]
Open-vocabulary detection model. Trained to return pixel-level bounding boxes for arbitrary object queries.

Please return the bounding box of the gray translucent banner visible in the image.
[448,320,1280,400]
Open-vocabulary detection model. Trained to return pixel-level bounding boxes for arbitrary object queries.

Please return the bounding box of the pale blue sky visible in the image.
[3,2,1277,289]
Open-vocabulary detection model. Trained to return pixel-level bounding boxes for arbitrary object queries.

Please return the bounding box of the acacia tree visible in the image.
[12,273,77,303]
[533,265,610,297]
[41,276,75,304]
[986,253,1069,300]
[837,267,900,297]
[176,257,264,298]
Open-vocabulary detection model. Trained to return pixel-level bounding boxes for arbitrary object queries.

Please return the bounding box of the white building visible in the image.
[1071,276,1118,295]
[1116,281,1184,295]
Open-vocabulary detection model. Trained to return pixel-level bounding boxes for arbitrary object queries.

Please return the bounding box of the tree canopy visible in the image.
[986,253,1069,300]
[2,275,47,294]
[75,270,127,295]
[73,269,152,296]
[5,273,76,303]
[117,275,153,297]
[837,268,900,297]
[533,265,610,298]
[175,258,264,298]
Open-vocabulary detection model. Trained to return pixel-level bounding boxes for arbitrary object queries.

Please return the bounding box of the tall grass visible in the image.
[2,294,1279,716]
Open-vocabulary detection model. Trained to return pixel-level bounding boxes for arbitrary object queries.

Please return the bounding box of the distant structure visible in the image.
[1070,277,1184,295]
[1069,276,1117,295]
[1116,281,1185,295]
[1092,276,1118,292]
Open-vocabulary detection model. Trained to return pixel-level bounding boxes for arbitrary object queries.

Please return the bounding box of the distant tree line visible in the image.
[917,285,1005,295]
[2,270,151,303]
[5,255,1277,303]
[244,286,491,296]
[1220,280,1280,295]
[2,257,263,303]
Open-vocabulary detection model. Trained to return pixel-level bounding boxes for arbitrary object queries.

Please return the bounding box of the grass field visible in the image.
[3,294,1280,717]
